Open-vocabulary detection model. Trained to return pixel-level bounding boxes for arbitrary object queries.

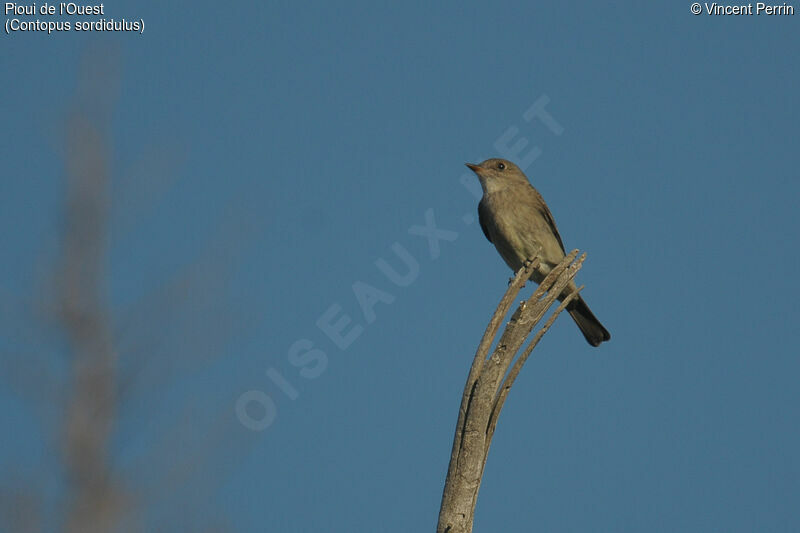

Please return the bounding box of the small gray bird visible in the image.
[466,158,610,347]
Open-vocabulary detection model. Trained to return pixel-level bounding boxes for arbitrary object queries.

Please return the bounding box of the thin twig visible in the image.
[476,251,581,404]
[486,287,583,445]
[446,258,538,463]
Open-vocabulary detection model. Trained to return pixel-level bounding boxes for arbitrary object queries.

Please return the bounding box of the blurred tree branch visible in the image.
[437,250,585,533]
[55,65,124,533]
[0,45,245,533]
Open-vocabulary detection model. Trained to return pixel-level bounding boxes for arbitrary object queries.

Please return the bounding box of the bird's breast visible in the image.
[483,190,564,274]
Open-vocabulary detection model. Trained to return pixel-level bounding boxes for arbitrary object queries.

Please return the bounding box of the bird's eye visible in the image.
[497,162,505,170]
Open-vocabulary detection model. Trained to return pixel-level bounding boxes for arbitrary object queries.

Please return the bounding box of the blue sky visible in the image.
[1,1,799,531]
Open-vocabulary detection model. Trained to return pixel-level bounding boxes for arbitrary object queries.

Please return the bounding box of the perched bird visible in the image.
[466,158,610,347]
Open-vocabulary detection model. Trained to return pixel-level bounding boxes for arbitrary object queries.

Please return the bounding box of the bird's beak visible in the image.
[465,163,483,174]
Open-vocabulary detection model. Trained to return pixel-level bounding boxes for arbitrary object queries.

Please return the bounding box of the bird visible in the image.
[466,158,610,347]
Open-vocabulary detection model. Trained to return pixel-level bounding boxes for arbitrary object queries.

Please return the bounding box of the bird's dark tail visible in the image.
[566,296,610,347]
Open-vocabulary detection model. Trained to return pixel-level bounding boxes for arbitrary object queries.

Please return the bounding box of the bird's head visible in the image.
[465,158,528,194]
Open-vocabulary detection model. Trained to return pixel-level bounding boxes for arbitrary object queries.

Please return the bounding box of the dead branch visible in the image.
[437,250,585,533]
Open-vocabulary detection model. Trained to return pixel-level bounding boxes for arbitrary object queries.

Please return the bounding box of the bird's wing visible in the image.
[532,188,566,254]
[477,199,493,243]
